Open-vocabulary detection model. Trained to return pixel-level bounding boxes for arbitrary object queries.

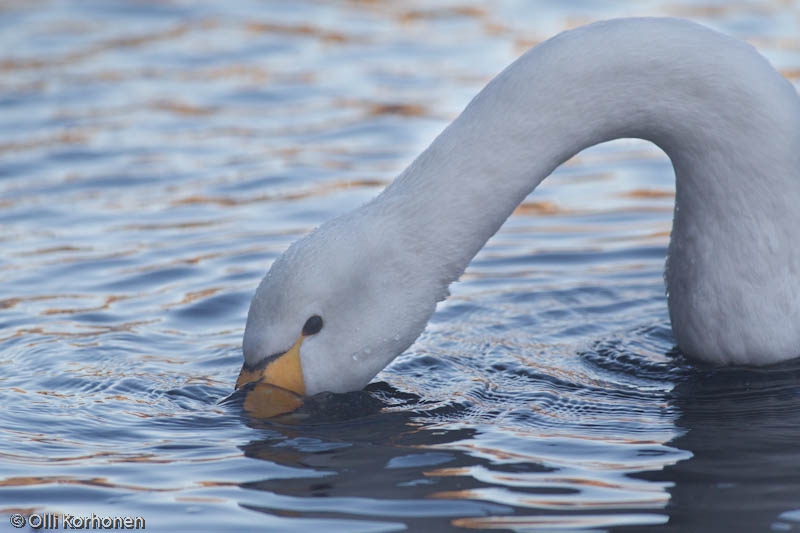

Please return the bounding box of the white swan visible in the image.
[236,18,800,401]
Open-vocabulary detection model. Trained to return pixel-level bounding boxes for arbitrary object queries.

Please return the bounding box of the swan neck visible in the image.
[378,18,800,297]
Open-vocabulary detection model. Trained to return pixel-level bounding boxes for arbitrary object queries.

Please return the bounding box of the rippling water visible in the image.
[2,1,800,531]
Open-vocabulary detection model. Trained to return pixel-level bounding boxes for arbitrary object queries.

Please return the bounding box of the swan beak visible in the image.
[235,335,306,395]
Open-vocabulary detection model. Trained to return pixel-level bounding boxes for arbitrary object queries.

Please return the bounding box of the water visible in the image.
[2,1,800,531]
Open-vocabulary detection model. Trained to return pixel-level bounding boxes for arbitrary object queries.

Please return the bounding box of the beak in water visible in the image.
[235,335,306,418]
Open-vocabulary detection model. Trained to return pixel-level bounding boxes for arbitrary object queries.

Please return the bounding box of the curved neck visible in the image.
[375,18,800,291]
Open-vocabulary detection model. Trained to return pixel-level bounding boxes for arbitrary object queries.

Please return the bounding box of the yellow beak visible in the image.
[236,335,306,394]
[235,335,306,418]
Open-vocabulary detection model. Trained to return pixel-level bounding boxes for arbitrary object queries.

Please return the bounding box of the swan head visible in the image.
[238,208,442,397]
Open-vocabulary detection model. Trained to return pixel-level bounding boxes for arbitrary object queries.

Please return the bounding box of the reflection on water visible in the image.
[635,364,800,533]
[1,0,800,531]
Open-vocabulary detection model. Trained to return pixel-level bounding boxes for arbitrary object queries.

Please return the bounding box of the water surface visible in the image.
[2,1,800,531]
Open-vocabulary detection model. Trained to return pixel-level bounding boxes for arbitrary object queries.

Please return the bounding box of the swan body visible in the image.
[238,17,800,398]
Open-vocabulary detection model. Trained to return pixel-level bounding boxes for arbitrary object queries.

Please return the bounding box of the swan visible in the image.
[236,17,800,404]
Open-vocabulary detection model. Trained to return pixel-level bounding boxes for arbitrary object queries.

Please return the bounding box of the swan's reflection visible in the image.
[630,362,800,532]
[235,387,512,532]
[231,357,800,531]
[233,379,684,531]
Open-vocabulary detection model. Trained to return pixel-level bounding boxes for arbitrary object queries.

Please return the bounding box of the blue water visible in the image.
[2,1,800,531]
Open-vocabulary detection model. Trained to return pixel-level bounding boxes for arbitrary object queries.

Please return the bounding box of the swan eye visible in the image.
[302,315,323,336]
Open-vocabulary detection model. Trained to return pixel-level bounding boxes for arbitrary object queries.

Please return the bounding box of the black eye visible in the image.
[302,315,323,336]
